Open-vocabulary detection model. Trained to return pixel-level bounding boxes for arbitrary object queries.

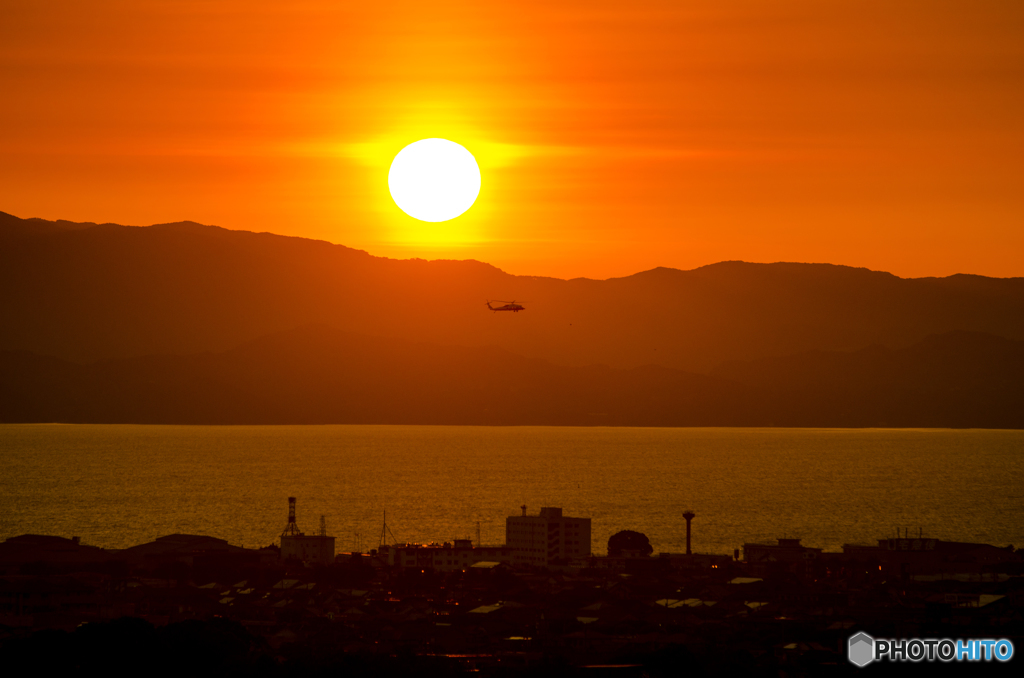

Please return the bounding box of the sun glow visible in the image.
[388,139,481,222]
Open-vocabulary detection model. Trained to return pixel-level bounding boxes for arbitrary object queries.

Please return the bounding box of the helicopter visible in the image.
[486,300,526,312]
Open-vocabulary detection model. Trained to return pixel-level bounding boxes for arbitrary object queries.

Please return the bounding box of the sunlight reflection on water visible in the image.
[1,425,1021,555]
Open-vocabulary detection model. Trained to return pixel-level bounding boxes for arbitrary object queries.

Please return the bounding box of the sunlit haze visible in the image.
[1,0,1022,278]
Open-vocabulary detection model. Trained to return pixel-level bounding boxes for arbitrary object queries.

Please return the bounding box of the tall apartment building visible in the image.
[505,506,591,567]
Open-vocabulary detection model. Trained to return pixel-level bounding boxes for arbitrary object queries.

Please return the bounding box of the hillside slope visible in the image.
[3,210,1023,374]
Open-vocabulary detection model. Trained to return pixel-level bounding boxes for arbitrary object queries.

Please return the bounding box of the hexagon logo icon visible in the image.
[848,632,875,667]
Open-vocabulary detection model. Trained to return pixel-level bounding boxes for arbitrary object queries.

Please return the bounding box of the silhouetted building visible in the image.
[506,506,591,567]
[279,498,335,564]
[280,536,335,564]
[0,535,109,574]
[743,538,822,576]
[842,537,1017,578]
[657,552,733,572]
[118,534,258,565]
[377,539,512,571]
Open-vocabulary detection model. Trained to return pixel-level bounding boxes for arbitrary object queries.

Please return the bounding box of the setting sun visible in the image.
[388,139,481,222]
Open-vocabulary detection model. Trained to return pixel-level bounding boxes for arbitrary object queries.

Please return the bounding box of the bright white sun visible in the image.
[388,138,481,222]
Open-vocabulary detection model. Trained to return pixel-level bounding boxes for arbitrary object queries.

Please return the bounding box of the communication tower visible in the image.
[282,497,302,537]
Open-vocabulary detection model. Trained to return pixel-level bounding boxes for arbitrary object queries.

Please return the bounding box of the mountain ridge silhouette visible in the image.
[2,210,1023,376]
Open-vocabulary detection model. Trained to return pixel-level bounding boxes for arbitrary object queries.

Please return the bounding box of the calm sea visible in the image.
[1,425,1022,556]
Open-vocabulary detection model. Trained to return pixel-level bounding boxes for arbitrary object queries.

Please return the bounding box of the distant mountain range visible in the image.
[2,210,1022,427]
[1,326,1021,427]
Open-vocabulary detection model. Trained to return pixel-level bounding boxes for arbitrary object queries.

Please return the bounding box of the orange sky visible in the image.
[2,0,1022,279]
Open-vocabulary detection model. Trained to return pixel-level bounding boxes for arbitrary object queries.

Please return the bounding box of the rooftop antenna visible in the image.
[477,521,481,547]
[378,510,399,547]
[319,515,327,537]
[282,497,302,537]
[521,504,527,516]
